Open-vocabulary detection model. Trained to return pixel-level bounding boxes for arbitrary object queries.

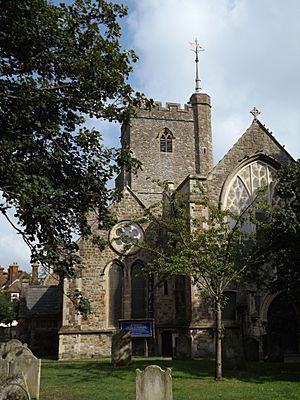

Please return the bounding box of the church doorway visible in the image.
[264,294,299,361]
[161,331,173,357]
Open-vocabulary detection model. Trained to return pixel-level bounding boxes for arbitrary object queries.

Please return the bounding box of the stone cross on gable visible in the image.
[250,107,261,120]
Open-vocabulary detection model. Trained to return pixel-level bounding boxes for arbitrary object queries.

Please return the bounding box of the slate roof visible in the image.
[21,285,60,317]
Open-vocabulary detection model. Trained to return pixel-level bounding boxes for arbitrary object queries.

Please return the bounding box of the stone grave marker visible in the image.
[9,353,41,400]
[0,339,41,400]
[175,335,191,359]
[0,357,9,378]
[0,377,30,400]
[136,365,173,400]
[0,339,23,358]
[111,329,132,366]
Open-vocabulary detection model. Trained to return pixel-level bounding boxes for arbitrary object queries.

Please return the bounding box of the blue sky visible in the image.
[1,0,299,271]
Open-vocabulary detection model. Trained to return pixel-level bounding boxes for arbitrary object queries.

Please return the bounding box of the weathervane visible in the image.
[250,107,261,121]
[190,38,204,93]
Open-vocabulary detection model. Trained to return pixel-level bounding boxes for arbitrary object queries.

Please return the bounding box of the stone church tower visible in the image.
[116,92,213,206]
[58,64,299,362]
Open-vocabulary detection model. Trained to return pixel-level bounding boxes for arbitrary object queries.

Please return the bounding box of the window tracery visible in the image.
[224,161,276,231]
[159,128,173,153]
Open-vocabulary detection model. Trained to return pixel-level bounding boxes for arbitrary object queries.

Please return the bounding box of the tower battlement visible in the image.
[152,101,192,113]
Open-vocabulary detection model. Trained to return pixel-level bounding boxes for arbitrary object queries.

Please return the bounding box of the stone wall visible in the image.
[59,333,112,359]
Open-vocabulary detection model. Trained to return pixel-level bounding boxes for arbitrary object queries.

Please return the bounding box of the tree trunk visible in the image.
[215,300,222,381]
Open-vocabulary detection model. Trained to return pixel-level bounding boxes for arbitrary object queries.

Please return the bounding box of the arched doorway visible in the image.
[264,294,298,361]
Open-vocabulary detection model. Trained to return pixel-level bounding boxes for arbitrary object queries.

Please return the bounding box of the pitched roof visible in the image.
[22,285,60,316]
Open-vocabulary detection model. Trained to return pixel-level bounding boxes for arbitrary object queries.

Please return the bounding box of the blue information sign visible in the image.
[119,320,154,338]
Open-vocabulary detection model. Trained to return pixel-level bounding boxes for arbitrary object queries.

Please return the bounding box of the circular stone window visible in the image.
[109,221,144,255]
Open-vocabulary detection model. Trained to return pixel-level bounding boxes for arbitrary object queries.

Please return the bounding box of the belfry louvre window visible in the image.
[160,129,173,153]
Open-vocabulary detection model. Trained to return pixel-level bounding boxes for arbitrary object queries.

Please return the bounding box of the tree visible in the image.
[259,161,300,298]
[0,0,151,286]
[133,184,263,381]
[0,292,19,325]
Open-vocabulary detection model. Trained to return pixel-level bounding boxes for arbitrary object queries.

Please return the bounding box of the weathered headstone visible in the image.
[0,357,9,378]
[175,335,191,359]
[0,339,23,358]
[0,339,41,400]
[0,377,30,400]
[5,345,33,362]
[9,353,41,400]
[222,329,246,370]
[136,365,173,400]
[111,329,132,366]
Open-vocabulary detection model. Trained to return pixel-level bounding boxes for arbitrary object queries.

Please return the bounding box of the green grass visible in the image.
[40,357,300,400]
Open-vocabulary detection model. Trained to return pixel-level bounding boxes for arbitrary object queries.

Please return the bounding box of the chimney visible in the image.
[31,262,39,285]
[8,262,19,285]
[0,266,5,286]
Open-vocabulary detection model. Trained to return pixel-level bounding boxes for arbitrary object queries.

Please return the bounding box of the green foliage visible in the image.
[0,292,19,324]
[141,183,259,306]
[69,289,91,317]
[0,0,152,285]
[258,161,300,297]
[135,182,266,380]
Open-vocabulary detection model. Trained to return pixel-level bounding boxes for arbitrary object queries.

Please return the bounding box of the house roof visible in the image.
[21,285,60,317]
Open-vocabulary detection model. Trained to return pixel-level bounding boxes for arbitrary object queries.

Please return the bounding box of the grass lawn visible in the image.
[40,357,300,400]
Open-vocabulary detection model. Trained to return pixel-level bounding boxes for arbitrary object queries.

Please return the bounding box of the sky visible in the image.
[1,0,299,271]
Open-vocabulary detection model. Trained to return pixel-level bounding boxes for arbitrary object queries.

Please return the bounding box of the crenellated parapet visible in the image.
[135,101,194,122]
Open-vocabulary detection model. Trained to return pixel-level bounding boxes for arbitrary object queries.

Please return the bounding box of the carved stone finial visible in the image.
[250,107,261,120]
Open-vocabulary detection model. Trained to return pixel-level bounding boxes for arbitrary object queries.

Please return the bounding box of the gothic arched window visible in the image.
[160,128,173,153]
[108,262,123,327]
[131,262,147,318]
[224,160,276,232]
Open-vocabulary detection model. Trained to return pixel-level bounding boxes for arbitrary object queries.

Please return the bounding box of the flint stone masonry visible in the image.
[111,330,132,366]
[0,339,41,400]
[136,365,173,400]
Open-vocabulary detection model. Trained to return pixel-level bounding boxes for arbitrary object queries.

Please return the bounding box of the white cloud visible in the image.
[0,214,31,271]
[1,0,299,267]
[124,0,300,161]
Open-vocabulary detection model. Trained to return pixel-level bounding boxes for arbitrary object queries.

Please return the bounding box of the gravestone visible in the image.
[0,339,23,358]
[222,329,246,370]
[10,353,41,400]
[0,339,41,400]
[5,345,33,362]
[136,365,173,400]
[175,335,191,359]
[0,357,9,377]
[111,329,132,366]
[0,377,30,400]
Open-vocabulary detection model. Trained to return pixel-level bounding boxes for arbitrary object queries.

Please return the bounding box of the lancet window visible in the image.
[108,262,123,327]
[160,128,173,153]
[131,262,147,319]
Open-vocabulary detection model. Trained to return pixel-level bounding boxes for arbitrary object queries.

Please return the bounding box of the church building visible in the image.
[58,57,299,362]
